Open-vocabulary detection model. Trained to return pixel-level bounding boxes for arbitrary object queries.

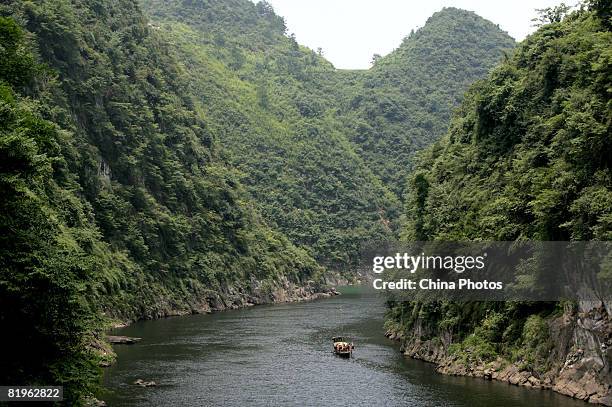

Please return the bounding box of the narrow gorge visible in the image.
[0,0,609,405]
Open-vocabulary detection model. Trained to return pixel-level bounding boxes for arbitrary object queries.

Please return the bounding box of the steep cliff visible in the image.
[387,3,611,404]
[0,1,324,401]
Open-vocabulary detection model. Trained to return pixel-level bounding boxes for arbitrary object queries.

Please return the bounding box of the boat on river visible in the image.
[332,336,354,357]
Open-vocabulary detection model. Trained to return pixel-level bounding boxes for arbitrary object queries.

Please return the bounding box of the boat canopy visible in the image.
[332,336,351,342]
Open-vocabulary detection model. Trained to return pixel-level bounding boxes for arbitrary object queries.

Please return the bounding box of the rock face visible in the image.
[386,303,612,405]
[107,276,340,325]
[84,397,107,406]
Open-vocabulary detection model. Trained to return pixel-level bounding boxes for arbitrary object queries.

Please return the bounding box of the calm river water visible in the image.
[102,286,585,406]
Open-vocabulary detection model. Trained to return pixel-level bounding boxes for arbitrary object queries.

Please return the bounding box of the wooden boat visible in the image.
[332,336,354,357]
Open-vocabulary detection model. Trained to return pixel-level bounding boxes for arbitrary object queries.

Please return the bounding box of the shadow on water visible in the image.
[101,286,586,406]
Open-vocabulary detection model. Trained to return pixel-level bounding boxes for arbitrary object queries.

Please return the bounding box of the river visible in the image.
[102,286,585,406]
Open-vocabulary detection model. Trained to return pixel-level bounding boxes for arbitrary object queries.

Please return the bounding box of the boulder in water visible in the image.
[133,379,157,387]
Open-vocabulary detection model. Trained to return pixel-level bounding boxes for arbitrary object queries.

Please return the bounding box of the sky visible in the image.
[253,0,567,69]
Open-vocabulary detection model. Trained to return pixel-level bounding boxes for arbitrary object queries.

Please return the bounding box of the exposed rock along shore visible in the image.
[106,276,341,328]
[386,303,611,406]
[90,278,339,407]
[107,335,142,344]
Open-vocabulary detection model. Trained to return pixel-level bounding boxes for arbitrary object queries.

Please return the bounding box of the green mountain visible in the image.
[141,0,400,270]
[0,0,319,401]
[140,1,514,268]
[0,0,520,402]
[387,3,611,402]
[340,8,515,196]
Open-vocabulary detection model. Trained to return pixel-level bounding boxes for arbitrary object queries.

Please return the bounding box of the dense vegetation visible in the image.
[387,1,611,372]
[340,8,515,196]
[0,0,519,403]
[0,15,102,400]
[142,0,399,269]
[0,0,320,402]
[141,1,513,268]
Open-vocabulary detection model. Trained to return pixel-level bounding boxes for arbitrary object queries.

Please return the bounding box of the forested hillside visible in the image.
[387,3,611,404]
[0,0,320,402]
[339,8,515,195]
[142,0,400,269]
[0,0,522,403]
[141,1,513,268]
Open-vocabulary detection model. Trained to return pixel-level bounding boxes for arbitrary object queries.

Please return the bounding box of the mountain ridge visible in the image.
[339,6,516,195]
[141,0,515,267]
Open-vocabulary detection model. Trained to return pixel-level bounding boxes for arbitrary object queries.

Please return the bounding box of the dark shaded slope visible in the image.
[0,0,323,401]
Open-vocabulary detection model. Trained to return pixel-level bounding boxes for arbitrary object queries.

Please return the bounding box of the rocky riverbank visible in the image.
[386,303,611,405]
[104,276,339,327]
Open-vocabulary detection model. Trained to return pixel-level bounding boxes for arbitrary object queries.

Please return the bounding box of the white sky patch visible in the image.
[252,0,568,69]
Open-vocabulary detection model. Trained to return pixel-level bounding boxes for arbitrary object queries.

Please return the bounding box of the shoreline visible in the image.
[104,274,348,330]
[108,283,341,330]
[92,278,342,370]
[385,316,611,407]
[89,283,341,406]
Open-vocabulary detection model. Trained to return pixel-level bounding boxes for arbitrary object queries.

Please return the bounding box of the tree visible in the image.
[531,3,572,26]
